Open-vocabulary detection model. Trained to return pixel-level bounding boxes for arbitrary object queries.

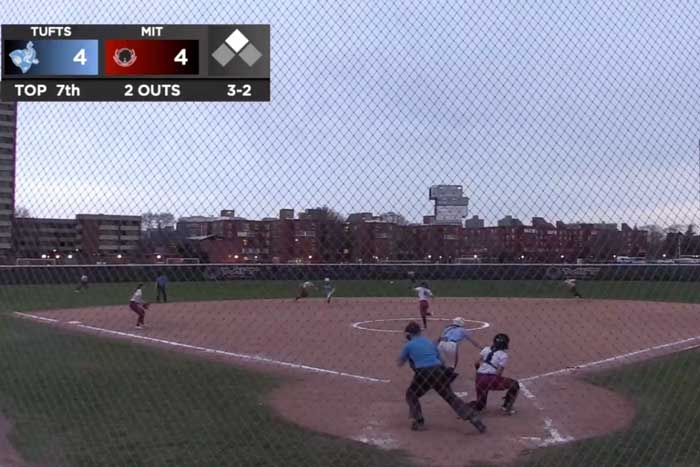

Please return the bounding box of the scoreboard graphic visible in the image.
[0,25,270,101]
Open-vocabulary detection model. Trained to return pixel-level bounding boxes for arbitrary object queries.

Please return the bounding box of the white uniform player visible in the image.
[414,282,433,329]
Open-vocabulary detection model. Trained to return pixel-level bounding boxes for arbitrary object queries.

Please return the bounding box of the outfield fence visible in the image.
[3,263,700,285]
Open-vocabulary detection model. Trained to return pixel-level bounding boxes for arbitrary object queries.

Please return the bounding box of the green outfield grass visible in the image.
[1,279,700,313]
[0,316,415,467]
[1,280,700,466]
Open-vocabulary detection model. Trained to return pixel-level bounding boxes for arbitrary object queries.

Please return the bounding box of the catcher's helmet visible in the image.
[404,321,422,340]
[493,333,510,351]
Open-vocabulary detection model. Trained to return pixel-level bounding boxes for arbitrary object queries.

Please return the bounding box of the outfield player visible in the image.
[564,278,583,298]
[74,274,89,292]
[413,282,433,329]
[470,333,520,415]
[294,281,315,301]
[323,278,335,304]
[437,317,482,383]
[398,321,486,433]
[129,283,149,329]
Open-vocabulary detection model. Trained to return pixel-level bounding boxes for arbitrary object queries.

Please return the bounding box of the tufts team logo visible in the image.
[113,48,137,67]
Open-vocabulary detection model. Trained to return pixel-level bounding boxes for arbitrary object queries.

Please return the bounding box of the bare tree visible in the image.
[306,206,345,223]
[142,212,176,230]
[307,206,347,262]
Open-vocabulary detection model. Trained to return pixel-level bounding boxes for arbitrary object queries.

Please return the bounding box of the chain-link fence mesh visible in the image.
[2,2,700,467]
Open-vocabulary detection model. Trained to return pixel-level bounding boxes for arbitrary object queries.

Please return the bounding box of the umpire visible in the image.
[398,321,486,433]
[155,272,169,303]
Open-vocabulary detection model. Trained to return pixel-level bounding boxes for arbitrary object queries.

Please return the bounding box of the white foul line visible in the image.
[521,334,700,383]
[13,312,391,384]
[14,312,58,323]
[74,323,392,384]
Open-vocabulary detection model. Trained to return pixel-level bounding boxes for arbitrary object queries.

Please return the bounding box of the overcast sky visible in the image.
[2,1,700,227]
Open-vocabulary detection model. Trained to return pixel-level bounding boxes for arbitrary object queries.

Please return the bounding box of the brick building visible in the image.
[14,218,78,259]
[76,214,142,261]
[174,212,323,263]
[176,216,213,237]
[162,211,651,264]
[348,219,400,262]
[13,214,142,263]
[0,100,17,261]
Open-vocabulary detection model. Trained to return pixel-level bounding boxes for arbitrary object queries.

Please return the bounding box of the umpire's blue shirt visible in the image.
[399,336,442,369]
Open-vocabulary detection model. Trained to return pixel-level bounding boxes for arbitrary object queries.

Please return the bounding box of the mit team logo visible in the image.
[113,48,137,67]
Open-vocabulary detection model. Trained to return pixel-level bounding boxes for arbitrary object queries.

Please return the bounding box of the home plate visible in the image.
[455,392,469,397]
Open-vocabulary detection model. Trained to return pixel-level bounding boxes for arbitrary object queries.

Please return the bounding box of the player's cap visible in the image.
[324,277,330,282]
[453,317,465,327]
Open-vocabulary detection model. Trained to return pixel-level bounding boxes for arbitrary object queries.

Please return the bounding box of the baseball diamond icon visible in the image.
[211,29,263,67]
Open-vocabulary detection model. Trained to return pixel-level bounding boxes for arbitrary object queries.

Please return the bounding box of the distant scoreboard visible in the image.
[0,25,270,101]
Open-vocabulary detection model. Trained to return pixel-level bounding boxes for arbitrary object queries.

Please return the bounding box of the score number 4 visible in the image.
[73,49,88,65]
[72,48,190,67]
[174,49,188,65]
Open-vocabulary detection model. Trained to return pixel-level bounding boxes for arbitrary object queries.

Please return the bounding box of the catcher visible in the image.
[470,333,520,415]
[129,283,149,329]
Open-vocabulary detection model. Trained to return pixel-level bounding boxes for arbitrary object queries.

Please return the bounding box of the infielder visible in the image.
[294,281,315,301]
[129,283,149,329]
[413,282,433,329]
[437,317,482,383]
[564,278,583,298]
[470,333,520,415]
[398,321,486,433]
[323,278,335,304]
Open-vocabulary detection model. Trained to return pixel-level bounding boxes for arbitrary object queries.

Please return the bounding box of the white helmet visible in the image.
[453,317,465,327]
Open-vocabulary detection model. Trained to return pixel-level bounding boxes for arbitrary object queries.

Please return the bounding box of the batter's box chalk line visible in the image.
[520,383,574,447]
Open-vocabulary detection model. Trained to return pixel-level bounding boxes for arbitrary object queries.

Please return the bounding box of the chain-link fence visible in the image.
[2,2,700,467]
